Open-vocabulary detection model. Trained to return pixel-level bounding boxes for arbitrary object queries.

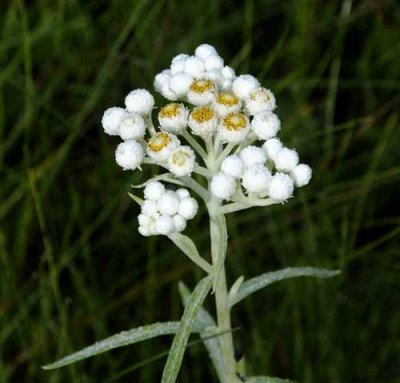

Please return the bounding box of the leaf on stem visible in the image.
[230,267,340,307]
[42,321,203,370]
[212,213,228,291]
[131,173,185,189]
[161,275,213,383]
[178,282,226,381]
[128,192,143,206]
[168,233,212,274]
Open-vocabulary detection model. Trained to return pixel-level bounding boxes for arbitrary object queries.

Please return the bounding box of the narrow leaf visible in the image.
[212,213,228,290]
[131,173,184,189]
[169,233,212,273]
[178,282,226,381]
[43,321,203,370]
[231,267,340,307]
[228,275,244,302]
[161,276,213,383]
[246,376,296,383]
[128,192,143,206]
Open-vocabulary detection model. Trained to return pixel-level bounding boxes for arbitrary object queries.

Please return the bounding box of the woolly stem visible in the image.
[208,198,239,383]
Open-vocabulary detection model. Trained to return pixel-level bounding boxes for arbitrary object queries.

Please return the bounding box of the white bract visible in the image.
[102,43,312,235]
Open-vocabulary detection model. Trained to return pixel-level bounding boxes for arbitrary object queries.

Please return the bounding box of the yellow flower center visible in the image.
[189,79,214,94]
[172,149,190,166]
[147,132,171,152]
[216,92,239,106]
[191,106,215,123]
[159,103,181,118]
[222,113,247,131]
[250,87,270,102]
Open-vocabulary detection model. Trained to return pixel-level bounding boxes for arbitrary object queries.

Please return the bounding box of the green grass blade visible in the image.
[168,233,212,273]
[42,321,203,370]
[246,376,296,383]
[161,275,213,383]
[230,267,340,307]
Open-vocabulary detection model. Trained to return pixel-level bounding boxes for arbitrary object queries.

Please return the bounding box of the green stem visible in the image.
[209,199,238,383]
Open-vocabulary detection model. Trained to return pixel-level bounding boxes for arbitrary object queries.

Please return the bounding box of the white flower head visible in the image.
[268,172,294,201]
[210,172,237,200]
[102,107,127,136]
[178,197,198,220]
[218,112,250,144]
[173,214,187,232]
[169,73,193,97]
[187,79,217,106]
[213,92,242,117]
[274,147,299,172]
[221,155,244,178]
[147,131,180,163]
[158,103,189,134]
[240,145,267,168]
[171,54,189,74]
[262,138,283,161]
[125,89,155,115]
[155,215,175,235]
[176,188,190,199]
[184,56,205,77]
[232,74,260,100]
[160,83,179,101]
[195,44,218,60]
[168,146,196,176]
[119,113,146,140]
[115,140,144,171]
[144,181,165,201]
[141,200,159,216]
[154,69,172,92]
[188,106,218,138]
[241,165,271,194]
[204,55,224,71]
[221,66,236,91]
[251,112,280,140]
[158,190,180,216]
[291,164,312,187]
[246,87,276,115]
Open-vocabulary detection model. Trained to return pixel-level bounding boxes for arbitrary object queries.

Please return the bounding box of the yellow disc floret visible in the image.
[189,79,214,94]
[159,103,181,118]
[171,149,190,166]
[250,87,270,102]
[222,113,247,131]
[191,106,215,123]
[216,92,239,106]
[147,132,171,152]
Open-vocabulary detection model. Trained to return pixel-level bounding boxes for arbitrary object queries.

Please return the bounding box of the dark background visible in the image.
[1,0,399,382]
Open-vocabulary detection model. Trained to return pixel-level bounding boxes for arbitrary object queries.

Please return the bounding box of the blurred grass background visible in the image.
[1,0,400,382]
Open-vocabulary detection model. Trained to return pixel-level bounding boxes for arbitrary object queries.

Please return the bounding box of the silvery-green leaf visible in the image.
[211,213,228,290]
[131,173,185,189]
[246,376,296,383]
[128,192,143,206]
[228,275,244,302]
[230,267,340,307]
[42,321,203,370]
[168,233,212,274]
[161,275,213,383]
[179,282,225,381]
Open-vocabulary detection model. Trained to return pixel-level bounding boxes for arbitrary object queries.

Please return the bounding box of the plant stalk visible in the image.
[209,199,239,383]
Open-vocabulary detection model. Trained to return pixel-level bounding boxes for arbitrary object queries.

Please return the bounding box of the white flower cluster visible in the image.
[102,43,312,234]
[212,141,312,202]
[138,182,198,236]
[102,91,197,177]
[154,44,235,101]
